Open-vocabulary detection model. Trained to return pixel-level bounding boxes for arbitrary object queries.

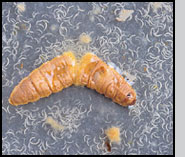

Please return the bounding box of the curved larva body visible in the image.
[76,53,136,106]
[9,52,136,106]
[9,52,76,106]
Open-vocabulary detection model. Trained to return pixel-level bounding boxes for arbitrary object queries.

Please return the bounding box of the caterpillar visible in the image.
[9,51,136,107]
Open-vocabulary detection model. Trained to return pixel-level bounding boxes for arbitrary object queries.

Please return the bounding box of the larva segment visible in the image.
[105,83,117,99]
[19,77,40,103]
[29,69,52,98]
[75,53,100,86]
[49,55,69,88]
[49,55,74,88]
[9,84,28,106]
[88,62,107,92]
[39,61,64,93]
[8,72,47,106]
[63,52,76,82]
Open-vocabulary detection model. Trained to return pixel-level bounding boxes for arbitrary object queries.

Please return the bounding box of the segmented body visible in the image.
[9,52,136,106]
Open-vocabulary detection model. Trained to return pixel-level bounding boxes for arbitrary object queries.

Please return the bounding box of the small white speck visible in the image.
[79,33,92,44]
[114,78,117,83]
[72,61,75,66]
[107,62,115,69]
[128,105,134,109]
[107,62,122,75]
[89,15,95,22]
[116,10,134,22]
[92,5,101,15]
[151,2,163,12]
[90,57,96,62]
[50,24,58,32]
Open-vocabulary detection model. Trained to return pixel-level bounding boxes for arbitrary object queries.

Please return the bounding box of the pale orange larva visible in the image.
[9,52,136,107]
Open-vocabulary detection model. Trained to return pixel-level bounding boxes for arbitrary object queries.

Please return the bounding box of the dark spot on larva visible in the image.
[127,93,131,98]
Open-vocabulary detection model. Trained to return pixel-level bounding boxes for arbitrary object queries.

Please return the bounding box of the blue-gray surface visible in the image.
[2,2,173,155]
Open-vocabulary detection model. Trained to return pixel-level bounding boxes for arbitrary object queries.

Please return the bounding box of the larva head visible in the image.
[110,70,136,107]
[114,88,136,107]
[123,89,136,106]
[113,77,136,107]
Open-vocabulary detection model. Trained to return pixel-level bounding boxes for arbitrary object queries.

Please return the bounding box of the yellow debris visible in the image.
[116,10,134,22]
[105,127,121,143]
[151,2,163,12]
[45,116,64,131]
[153,85,158,89]
[79,33,92,44]
[20,63,23,69]
[17,2,26,12]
